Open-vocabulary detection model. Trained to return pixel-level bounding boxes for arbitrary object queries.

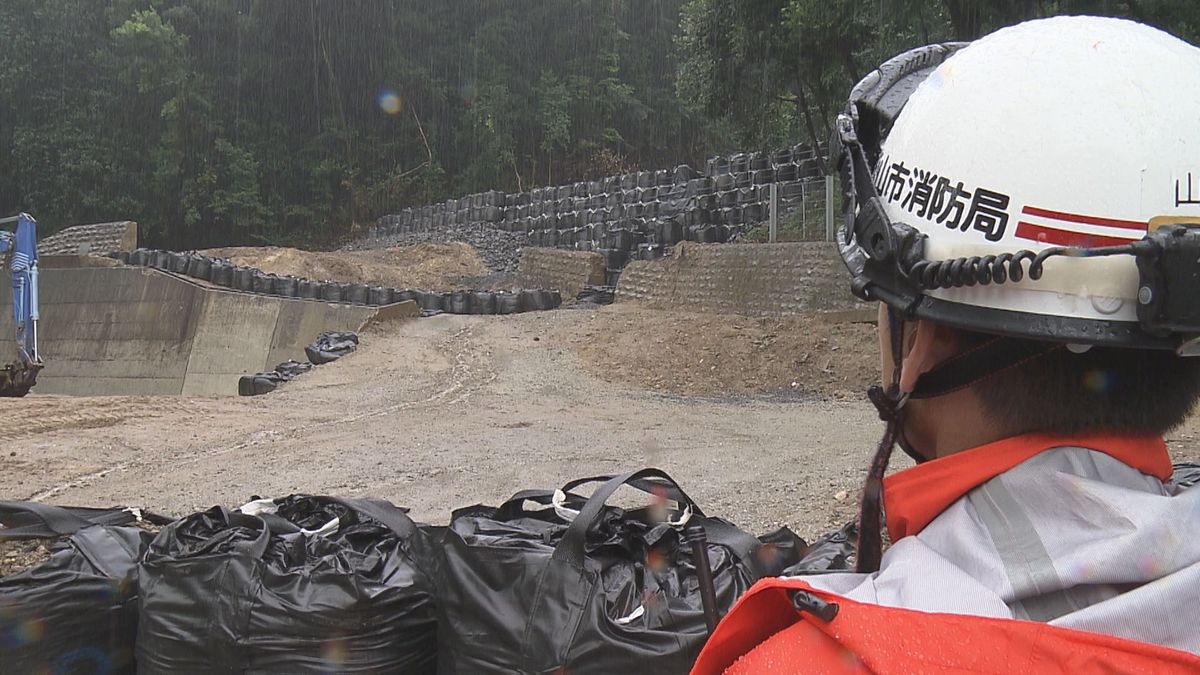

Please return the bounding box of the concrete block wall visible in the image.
[39,221,137,256]
[0,265,394,396]
[514,249,606,300]
[616,242,858,316]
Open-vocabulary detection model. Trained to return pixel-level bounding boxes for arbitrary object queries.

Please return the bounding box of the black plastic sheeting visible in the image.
[574,284,616,306]
[782,520,857,575]
[429,468,804,674]
[305,331,360,365]
[0,502,153,675]
[136,496,437,674]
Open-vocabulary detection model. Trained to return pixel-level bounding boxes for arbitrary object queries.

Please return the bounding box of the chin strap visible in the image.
[857,307,907,573]
[855,311,1064,573]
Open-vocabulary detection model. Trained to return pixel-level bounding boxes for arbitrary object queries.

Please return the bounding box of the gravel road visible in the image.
[2,305,1197,542]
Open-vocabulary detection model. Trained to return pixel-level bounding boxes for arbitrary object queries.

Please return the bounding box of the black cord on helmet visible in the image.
[905,240,1154,291]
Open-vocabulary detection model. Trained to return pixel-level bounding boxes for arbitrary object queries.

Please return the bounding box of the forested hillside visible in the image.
[0,1,1194,248]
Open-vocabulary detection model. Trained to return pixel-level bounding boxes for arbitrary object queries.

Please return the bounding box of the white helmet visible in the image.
[835,16,1200,353]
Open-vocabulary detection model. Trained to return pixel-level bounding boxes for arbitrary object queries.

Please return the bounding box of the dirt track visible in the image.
[2,303,1199,542]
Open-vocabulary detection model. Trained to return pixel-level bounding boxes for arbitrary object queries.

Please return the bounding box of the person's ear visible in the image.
[899,320,946,394]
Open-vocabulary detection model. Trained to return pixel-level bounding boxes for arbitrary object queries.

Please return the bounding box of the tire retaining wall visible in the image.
[514,249,606,300]
[0,264,413,397]
[616,242,859,316]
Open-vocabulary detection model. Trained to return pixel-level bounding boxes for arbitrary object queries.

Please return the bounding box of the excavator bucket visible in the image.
[0,361,40,397]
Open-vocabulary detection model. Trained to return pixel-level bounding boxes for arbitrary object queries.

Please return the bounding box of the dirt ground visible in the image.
[2,302,1199,555]
[201,242,491,291]
[553,302,877,397]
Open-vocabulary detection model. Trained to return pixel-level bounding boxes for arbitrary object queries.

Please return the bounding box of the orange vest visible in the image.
[691,577,1200,674]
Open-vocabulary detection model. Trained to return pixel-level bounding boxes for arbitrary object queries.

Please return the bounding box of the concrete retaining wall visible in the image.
[616,242,859,315]
[514,249,606,299]
[0,265,413,396]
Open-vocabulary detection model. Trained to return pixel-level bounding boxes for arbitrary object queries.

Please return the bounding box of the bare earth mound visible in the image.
[202,242,490,291]
[548,302,878,398]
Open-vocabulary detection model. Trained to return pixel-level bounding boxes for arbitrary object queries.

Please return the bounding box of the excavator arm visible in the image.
[0,213,41,396]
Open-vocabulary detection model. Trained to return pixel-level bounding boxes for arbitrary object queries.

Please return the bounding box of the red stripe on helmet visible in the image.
[1021,206,1146,230]
[1015,221,1140,247]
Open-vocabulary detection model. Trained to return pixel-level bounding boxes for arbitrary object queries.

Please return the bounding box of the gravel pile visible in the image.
[344,223,527,274]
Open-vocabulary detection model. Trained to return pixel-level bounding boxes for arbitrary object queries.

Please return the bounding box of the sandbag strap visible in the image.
[0,500,99,538]
[330,497,417,540]
[554,468,709,569]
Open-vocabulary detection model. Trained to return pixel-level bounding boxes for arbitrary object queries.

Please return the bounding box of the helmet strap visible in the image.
[910,336,1062,400]
[857,306,907,573]
[856,316,1063,573]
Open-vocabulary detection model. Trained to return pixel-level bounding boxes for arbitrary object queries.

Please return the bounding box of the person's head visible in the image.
[837,16,1200,449]
[839,16,1200,568]
[879,313,1200,460]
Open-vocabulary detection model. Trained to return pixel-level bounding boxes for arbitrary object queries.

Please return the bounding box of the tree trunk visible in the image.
[942,0,982,40]
[793,82,827,174]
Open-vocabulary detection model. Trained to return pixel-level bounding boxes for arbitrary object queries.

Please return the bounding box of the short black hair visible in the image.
[958,331,1200,437]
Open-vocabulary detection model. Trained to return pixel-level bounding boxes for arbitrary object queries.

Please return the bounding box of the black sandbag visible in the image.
[238,372,282,396]
[392,289,418,305]
[517,289,542,313]
[367,285,390,306]
[470,291,496,315]
[0,502,151,675]
[781,520,858,575]
[305,331,359,365]
[273,359,313,381]
[185,255,212,281]
[447,291,471,315]
[130,248,151,266]
[252,272,275,294]
[575,285,616,306]
[233,267,255,291]
[150,250,171,269]
[319,282,343,302]
[494,292,520,315]
[136,498,436,674]
[344,283,370,305]
[297,279,319,299]
[432,469,799,674]
[273,276,299,298]
[418,291,443,311]
[210,261,234,287]
[167,251,189,274]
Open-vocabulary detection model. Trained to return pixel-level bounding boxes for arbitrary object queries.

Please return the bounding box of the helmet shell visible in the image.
[876,16,1200,324]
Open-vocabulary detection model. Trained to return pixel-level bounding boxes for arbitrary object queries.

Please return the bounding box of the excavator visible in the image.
[0,213,41,396]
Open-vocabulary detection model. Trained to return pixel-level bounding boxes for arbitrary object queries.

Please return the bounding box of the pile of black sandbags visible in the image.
[112,249,563,316]
[363,142,829,284]
[239,332,356,396]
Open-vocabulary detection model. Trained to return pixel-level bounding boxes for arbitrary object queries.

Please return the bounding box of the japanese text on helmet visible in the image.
[872,155,1011,242]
